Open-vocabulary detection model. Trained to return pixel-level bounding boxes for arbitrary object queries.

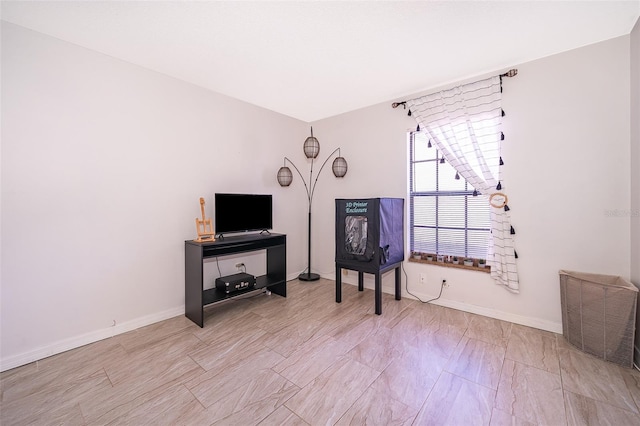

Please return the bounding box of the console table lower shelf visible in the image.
[185,233,287,327]
[202,275,284,305]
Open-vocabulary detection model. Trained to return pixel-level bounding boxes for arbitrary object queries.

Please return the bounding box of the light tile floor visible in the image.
[2,278,640,425]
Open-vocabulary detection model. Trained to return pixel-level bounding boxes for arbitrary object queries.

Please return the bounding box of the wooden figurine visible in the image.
[195,197,215,242]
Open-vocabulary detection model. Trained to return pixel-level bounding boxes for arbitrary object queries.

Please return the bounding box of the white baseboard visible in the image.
[423,295,563,334]
[1,306,184,373]
[2,274,563,372]
[3,272,304,372]
[329,274,563,334]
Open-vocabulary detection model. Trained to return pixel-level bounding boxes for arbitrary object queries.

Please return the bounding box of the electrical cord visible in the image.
[215,257,222,278]
[296,266,311,277]
[214,258,250,277]
[401,262,445,304]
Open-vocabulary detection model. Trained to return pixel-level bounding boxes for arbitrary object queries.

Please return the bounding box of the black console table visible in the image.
[185,233,286,327]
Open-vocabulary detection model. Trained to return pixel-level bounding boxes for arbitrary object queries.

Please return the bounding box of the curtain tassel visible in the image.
[501,109,505,117]
[504,204,510,212]
[440,157,445,164]
[408,110,412,116]
[514,250,519,259]
[454,172,460,180]
[496,181,502,190]
[510,225,515,235]
[416,124,420,132]
[473,190,478,197]
[500,132,505,141]
[499,157,504,166]
[427,139,432,148]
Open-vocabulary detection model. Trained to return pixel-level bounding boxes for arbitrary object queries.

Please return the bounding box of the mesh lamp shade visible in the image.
[277,166,293,186]
[332,156,348,177]
[303,135,320,159]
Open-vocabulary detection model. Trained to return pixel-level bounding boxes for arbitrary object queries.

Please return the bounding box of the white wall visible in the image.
[631,20,639,291]
[0,22,309,371]
[629,18,640,365]
[312,35,631,332]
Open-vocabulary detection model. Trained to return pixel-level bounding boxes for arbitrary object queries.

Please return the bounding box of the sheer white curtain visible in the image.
[407,76,519,293]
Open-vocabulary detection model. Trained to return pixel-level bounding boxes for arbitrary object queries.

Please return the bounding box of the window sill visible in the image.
[408,257,491,273]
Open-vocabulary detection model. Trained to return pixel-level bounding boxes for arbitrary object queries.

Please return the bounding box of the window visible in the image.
[409,131,490,259]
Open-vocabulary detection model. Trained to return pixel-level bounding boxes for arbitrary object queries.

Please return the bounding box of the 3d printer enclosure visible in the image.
[335,198,404,273]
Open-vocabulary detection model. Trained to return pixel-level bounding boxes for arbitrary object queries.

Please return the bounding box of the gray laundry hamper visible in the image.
[559,270,637,368]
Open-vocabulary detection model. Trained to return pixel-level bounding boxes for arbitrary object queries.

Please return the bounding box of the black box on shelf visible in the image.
[215,272,256,294]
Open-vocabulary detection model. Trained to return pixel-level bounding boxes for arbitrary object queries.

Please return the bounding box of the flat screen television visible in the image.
[214,193,273,235]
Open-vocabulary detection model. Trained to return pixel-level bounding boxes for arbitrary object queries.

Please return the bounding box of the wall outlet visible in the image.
[420,273,426,284]
[442,278,450,288]
[342,269,348,276]
[235,263,244,271]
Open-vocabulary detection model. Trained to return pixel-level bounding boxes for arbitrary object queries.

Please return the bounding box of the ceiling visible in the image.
[2,1,639,122]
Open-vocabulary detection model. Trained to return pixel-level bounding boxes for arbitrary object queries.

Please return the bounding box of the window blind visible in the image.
[410,132,490,258]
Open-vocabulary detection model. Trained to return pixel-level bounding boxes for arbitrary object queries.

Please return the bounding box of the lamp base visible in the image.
[298,272,320,282]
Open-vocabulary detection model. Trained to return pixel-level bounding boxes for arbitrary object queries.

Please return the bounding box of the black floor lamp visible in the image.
[277,127,348,281]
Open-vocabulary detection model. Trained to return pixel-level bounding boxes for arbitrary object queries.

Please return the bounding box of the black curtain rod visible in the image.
[391,68,518,109]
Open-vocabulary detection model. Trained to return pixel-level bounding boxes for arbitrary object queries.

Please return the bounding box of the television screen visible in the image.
[214,193,273,234]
